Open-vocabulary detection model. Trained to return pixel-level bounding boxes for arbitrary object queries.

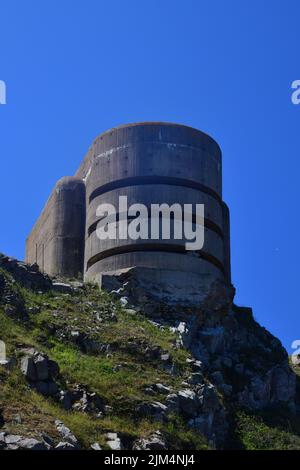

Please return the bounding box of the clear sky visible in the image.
[0,0,299,351]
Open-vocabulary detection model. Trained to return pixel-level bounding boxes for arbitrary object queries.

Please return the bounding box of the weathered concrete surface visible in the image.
[222,202,231,283]
[87,253,222,287]
[26,177,85,278]
[76,122,222,193]
[26,122,231,287]
[81,123,227,284]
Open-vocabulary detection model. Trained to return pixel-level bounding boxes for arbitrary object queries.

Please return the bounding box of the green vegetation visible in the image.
[0,272,206,449]
[0,268,300,450]
[231,409,300,450]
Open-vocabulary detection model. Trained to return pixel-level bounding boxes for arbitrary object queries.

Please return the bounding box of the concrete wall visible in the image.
[222,202,231,283]
[26,122,231,287]
[26,177,86,278]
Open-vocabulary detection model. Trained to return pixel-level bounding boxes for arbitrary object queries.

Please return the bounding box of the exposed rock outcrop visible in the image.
[0,253,52,292]
[103,268,296,445]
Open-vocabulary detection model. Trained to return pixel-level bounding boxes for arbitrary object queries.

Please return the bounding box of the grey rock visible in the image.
[106,432,124,450]
[144,387,156,396]
[0,434,47,450]
[160,353,170,362]
[198,384,220,412]
[70,385,105,413]
[42,433,55,449]
[188,413,213,437]
[71,331,80,337]
[19,347,36,356]
[252,376,270,403]
[105,405,113,413]
[91,442,102,450]
[177,389,199,418]
[136,401,168,422]
[240,363,295,409]
[79,337,110,354]
[55,420,79,448]
[20,350,60,393]
[34,353,49,381]
[70,281,84,289]
[165,393,180,413]
[154,383,172,395]
[120,297,128,307]
[133,431,167,450]
[48,359,60,378]
[124,308,137,315]
[4,434,22,445]
[187,372,204,385]
[0,254,52,291]
[0,357,17,370]
[18,438,48,450]
[198,327,225,355]
[59,390,73,410]
[35,380,59,397]
[270,366,296,403]
[55,441,77,450]
[52,282,73,293]
[35,380,49,396]
[191,359,204,371]
[21,356,37,381]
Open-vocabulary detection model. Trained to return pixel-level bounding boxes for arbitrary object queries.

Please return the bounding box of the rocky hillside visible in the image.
[0,253,299,450]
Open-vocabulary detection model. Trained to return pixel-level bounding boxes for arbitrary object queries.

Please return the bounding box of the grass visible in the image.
[0,272,208,449]
[231,410,300,450]
[1,269,300,450]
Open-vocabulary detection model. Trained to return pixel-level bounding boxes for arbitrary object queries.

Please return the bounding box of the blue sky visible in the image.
[0,0,299,351]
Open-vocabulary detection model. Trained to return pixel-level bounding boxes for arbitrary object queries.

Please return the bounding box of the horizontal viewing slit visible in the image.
[86,244,225,274]
[89,176,222,205]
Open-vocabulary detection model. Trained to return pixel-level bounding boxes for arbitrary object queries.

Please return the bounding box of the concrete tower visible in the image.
[26,123,231,291]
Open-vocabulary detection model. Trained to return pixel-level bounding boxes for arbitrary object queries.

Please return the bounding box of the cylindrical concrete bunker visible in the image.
[81,122,230,284]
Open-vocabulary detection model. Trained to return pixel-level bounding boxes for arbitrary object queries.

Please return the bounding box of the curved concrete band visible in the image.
[86,252,223,284]
[86,185,224,232]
